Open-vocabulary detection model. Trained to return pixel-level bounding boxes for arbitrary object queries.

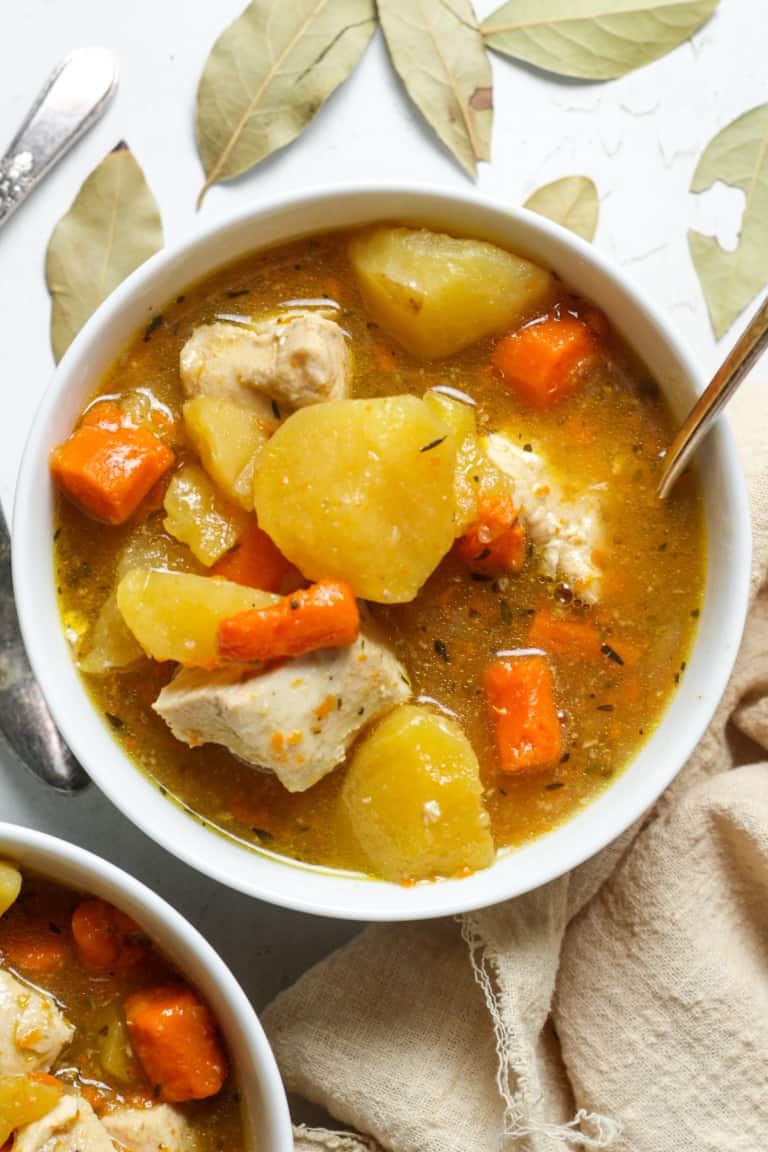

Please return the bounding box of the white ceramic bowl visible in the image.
[14,185,751,920]
[0,821,292,1149]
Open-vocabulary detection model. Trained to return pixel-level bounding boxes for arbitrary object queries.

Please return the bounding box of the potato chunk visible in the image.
[79,593,144,674]
[0,1077,62,1146]
[116,569,278,667]
[341,704,494,882]
[424,390,484,535]
[183,396,270,511]
[348,226,554,359]
[163,464,248,567]
[0,863,21,919]
[253,396,457,603]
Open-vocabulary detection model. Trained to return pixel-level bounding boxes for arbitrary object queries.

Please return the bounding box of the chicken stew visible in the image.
[0,862,243,1152]
[52,225,705,884]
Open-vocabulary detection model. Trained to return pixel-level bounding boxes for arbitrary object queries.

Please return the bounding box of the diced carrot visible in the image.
[29,1073,64,1090]
[456,494,526,576]
[375,344,397,372]
[217,580,359,663]
[80,401,128,430]
[211,521,293,592]
[0,923,70,973]
[492,314,596,408]
[124,984,227,1103]
[71,898,147,973]
[528,610,638,669]
[50,411,174,525]
[484,655,562,772]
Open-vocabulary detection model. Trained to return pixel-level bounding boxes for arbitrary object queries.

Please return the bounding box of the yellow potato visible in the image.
[0,1077,61,1146]
[183,395,270,510]
[117,521,202,580]
[253,396,457,603]
[341,704,495,882]
[348,226,554,359]
[424,390,484,535]
[0,862,21,919]
[116,569,278,667]
[163,464,249,566]
[79,593,144,675]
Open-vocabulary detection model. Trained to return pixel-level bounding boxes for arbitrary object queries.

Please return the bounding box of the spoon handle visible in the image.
[0,505,89,793]
[658,295,768,498]
[0,47,117,231]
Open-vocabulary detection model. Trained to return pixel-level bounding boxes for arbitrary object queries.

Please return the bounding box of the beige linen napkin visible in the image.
[264,381,768,1152]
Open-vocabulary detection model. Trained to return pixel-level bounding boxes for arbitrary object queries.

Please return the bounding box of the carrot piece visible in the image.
[0,923,70,973]
[484,655,562,772]
[217,580,359,663]
[71,898,147,973]
[211,521,293,592]
[50,412,174,525]
[492,314,596,408]
[124,984,227,1103]
[456,494,526,576]
[528,610,638,669]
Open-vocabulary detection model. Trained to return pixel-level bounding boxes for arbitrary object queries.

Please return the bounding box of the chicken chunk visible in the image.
[153,631,411,792]
[13,1095,113,1152]
[0,971,73,1076]
[102,1106,192,1152]
[484,433,602,602]
[179,313,349,416]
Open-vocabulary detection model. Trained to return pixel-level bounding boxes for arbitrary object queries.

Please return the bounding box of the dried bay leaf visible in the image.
[378,0,492,178]
[46,144,163,362]
[524,176,599,241]
[481,0,719,81]
[689,105,768,339]
[195,0,376,204]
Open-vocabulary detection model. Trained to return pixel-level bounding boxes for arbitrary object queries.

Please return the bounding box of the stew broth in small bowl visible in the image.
[13,187,750,919]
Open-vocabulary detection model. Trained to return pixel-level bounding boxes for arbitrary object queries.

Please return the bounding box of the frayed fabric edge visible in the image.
[459,915,621,1150]
[293,1123,382,1151]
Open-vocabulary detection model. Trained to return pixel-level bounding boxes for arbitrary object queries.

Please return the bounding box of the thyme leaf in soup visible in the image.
[481,0,720,81]
[45,144,163,362]
[195,0,376,206]
[524,176,599,242]
[378,0,492,178]
[689,104,768,339]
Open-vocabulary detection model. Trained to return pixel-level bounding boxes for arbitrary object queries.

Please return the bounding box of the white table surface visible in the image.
[0,0,763,1079]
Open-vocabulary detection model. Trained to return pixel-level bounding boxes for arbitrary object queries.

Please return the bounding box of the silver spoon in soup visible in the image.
[658,295,768,498]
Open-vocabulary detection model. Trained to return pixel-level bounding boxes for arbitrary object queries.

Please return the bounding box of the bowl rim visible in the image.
[0,820,293,1149]
[13,181,752,920]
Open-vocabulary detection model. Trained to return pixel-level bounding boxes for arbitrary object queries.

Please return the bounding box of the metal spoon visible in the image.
[0,47,117,230]
[658,295,768,498]
[0,48,118,792]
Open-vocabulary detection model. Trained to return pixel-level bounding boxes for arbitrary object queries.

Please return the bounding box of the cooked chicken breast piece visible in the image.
[179,312,349,415]
[153,631,411,792]
[484,433,602,603]
[102,1105,192,1152]
[0,970,73,1076]
[13,1095,113,1152]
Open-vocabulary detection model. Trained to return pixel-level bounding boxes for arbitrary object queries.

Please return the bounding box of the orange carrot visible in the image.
[0,923,70,973]
[50,405,174,525]
[124,984,227,1103]
[484,655,562,772]
[456,494,526,576]
[492,314,596,408]
[211,521,293,592]
[71,898,147,973]
[528,610,638,669]
[217,580,359,663]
